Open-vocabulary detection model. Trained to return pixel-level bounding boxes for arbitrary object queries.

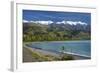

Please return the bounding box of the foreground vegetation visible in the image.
[23,47,74,62]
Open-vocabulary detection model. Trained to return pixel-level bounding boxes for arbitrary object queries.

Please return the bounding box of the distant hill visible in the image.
[23,21,91,42]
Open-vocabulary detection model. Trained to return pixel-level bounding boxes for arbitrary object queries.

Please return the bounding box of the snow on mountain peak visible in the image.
[66,21,87,25]
[23,20,87,25]
[56,21,87,25]
[33,21,53,25]
[23,20,29,23]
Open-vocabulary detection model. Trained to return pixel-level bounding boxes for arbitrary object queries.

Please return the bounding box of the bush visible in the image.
[61,54,74,60]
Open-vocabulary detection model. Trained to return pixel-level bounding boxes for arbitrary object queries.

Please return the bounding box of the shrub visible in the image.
[61,54,74,60]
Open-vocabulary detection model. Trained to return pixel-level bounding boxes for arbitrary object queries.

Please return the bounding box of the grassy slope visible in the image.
[23,46,76,62]
[23,47,61,62]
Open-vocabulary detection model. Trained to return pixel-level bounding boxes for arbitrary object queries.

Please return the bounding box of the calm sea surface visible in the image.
[27,40,91,57]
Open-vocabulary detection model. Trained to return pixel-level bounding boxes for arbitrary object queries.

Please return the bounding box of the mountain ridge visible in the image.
[23,20,88,25]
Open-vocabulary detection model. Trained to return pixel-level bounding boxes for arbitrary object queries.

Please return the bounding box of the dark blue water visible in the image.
[27,40,91,57]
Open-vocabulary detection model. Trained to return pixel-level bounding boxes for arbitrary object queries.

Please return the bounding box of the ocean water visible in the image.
[27,40,91,57]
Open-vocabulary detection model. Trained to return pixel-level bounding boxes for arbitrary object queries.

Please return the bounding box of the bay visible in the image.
[27,40,91,57]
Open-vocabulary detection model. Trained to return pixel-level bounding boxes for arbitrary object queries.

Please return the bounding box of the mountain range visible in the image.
[23,20,88,25]
[23,20,90,32]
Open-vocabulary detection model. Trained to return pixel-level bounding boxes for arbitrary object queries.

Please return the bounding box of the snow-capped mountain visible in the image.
[23,20,87,25]
[23,20,53,25]
[31,21,53,25]
[56,21,87,25]
[23,20,90,33]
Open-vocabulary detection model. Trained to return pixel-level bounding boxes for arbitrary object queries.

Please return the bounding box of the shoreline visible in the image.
[23,43,90,62]
[24,40,90,44]
[24,44,60,58]
[62,51,91,58]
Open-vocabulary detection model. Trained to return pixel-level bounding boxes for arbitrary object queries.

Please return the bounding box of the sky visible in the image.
[23,10,91,25]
